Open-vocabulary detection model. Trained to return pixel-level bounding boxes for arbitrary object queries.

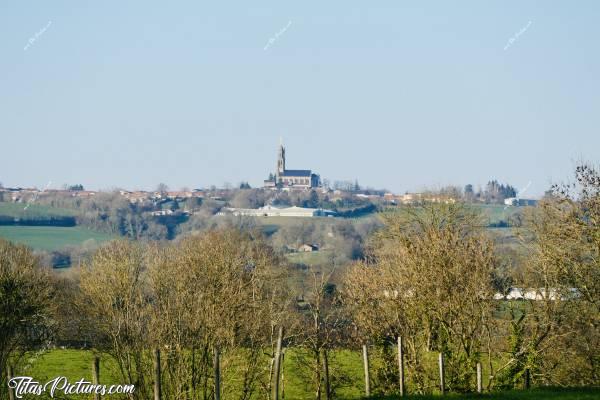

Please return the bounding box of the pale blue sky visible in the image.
[1,1,598,195]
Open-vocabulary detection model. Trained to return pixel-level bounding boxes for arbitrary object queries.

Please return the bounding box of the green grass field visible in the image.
[254,215,348,236]
[286,249,335,266]
[0,202,78,219]
[370,388,600,399]
[0,226,114,251]
[470,204,524,226]
[13,349,598,400]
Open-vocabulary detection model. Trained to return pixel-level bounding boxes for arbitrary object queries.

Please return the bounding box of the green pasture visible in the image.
[12,349,598,399]
[254,214,379,237]
[371,388,600,399]
[469,204,524,226]
[286,249,335,266]
[0,202,78,219]
[0,226,114,251]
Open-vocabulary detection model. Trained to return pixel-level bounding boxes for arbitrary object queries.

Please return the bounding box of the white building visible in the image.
[504,198,538,206]
[224,205,336,218]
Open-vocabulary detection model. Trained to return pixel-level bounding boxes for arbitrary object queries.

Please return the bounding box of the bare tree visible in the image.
[343,203,498,394]
[156,183,169,195]
[292,267,346,400]
[79,240,152,399]
[500,163,600,386]
[79,230,290,400]
[0,239,54,398]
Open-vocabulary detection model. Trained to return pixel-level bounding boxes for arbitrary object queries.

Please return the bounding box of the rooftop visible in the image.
[281,169,312,177]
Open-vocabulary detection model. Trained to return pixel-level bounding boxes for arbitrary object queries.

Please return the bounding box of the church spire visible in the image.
[276,138,286,181]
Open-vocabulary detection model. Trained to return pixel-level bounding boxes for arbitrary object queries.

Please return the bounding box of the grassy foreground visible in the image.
[370,388,600,399]
[12,350,599,399]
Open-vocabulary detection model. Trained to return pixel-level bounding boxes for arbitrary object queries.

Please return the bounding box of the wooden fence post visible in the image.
[267,356,275,396]
[397,336,405,397]
[272,326,284,400]
[476,362,482,393]
[214,347,221,400]
[7,364,15,400]
[524,368,530,390]
[281,349,286,400]
[92,356,101,400]
[323,349,331,400]
[438,353,445,395]
[154,348,162,400]
[362,344,371,397]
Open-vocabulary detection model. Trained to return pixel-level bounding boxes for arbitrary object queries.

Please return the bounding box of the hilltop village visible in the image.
[0,141,535,220]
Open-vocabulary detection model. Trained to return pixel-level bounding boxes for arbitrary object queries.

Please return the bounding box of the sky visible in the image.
[1,1,598,196]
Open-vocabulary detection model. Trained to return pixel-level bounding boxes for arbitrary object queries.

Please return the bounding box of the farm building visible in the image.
[298,244,319,252]
[223,205,336,218]
[504,197,538,206]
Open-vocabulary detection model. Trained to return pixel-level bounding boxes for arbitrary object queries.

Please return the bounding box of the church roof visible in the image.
[281,169,312,177]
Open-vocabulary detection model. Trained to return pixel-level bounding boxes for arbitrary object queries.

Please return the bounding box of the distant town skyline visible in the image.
[1,1,599,196]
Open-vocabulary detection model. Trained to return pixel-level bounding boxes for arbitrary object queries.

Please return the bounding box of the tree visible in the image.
[79,240,152,399]
[68,184,84,191]
[292,268,346,400]
[79,231,290,400]
[149,230,289,400]
[305,190,320,208]
[464,184,475,202]
[502,163,600,386]
[230,189,266,209]
[239,182,252,189]
[343,203,497,394]
[0,240,54,397]
[156,183,169,195]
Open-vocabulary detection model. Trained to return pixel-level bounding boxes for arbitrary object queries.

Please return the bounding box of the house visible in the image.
[149,210,174,216]
[166,191,193,200]
[73,191,96,198]
[121,191,151,203]
[298,244,319,252]
[383,192,456,205]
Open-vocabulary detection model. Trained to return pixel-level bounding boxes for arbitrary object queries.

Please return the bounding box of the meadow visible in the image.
[470,204,522,226]
[16,349,598,400]
[286,249,335,266]
[0,226,113,251]
[0,202,78,219]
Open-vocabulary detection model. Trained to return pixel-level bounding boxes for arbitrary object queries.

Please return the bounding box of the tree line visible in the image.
[0,163,598,398]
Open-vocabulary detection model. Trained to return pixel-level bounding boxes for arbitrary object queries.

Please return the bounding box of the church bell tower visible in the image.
[276,138,286,182]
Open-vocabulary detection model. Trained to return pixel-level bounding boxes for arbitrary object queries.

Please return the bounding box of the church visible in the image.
[264,140,320,190]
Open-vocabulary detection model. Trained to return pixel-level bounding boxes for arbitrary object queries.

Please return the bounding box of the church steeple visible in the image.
[276,138,286,181]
